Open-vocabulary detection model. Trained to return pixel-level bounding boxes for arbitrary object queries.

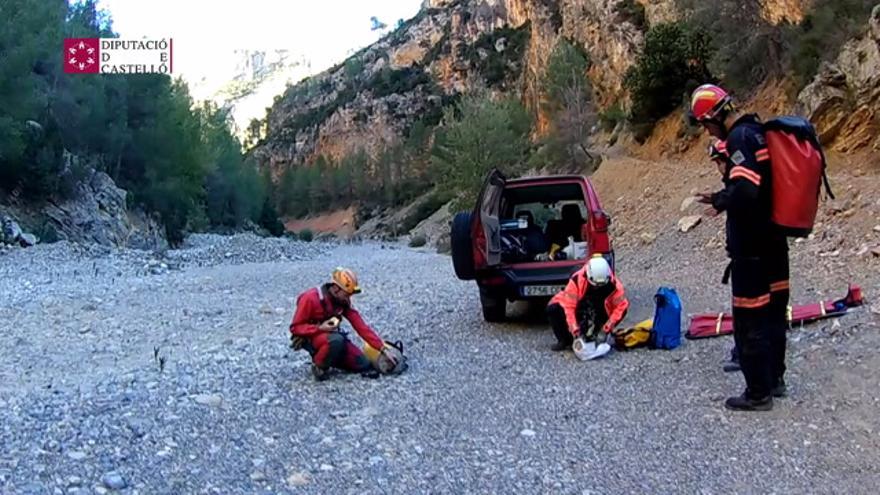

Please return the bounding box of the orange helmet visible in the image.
[690,84,733,123]
[708,140,728,161]
[331,267,361,295]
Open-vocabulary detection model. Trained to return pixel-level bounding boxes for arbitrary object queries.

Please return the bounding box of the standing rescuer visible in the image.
[547,256,629,356]
[690,83,789,411]
[289,267,398,381]
[706,140,742,373]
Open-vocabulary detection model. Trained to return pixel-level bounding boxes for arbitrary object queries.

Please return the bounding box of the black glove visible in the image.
[604,332,615,346]
[360,369,380,379]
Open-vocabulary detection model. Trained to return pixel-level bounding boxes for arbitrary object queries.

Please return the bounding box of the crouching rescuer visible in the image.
[289,267,399,381]
[546,256,629,359]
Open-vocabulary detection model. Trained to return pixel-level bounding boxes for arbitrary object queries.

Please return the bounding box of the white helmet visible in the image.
[586,256,612,286]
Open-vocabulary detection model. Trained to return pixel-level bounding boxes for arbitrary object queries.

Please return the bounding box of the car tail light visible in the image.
[593,212,610,232]
[483,276,506,286]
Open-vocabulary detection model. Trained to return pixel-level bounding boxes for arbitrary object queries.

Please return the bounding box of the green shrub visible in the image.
[676,0,873,95]
[539,38,597,171]
[542,39,591,115]
[344,58,364,80]
[408,234,427,248]
[624,22,715,141]
[0,0,276,244]
[398,191,452,234]
[35,222,60,244]
[366,67,431,98]
[431,93,533,211]
[598,104,627,132]
[464,23,531,88]
[677,0,784,95]
[298,229,314,242]
[258,198,285,237]
[785,0,876,90]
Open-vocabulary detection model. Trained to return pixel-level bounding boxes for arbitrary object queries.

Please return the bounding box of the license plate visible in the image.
[522,285,565,297]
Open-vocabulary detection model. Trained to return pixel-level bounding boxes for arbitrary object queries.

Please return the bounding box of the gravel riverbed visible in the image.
[0,234,878,494]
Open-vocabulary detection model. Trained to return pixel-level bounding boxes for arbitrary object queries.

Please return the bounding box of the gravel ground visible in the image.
[1,232,879,494]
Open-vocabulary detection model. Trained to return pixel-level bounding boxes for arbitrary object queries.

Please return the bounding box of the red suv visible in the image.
[450,169,614,322]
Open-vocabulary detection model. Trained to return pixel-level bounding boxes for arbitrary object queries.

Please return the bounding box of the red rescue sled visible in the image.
[686,285,865,339]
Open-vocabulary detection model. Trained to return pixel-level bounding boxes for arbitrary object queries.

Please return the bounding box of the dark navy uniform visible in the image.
[711,114,789,399]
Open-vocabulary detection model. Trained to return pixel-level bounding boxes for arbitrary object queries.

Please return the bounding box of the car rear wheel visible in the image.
[451,211,476,281]
[479,287,506,322]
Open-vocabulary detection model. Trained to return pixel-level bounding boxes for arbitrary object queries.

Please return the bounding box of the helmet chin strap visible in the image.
[705,117,730,140]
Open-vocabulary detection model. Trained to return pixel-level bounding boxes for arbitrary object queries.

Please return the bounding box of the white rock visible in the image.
[287,472,310,486]
[520,429,536,437]
[101,472,127,490]
[678,216,702,233]
[19,233,37,247]
[192,394,223,407]
[67,451,88,460]
[319,463,335,472]
[680,196,698,212]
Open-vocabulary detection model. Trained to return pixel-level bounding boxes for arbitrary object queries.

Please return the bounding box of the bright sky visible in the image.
[97,0,423,78]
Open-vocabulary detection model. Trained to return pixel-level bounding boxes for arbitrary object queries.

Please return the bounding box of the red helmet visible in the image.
[690,84,732,123]
[708,140,728,160]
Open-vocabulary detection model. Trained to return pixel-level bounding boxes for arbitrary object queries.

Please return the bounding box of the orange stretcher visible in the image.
[686,285,865,339]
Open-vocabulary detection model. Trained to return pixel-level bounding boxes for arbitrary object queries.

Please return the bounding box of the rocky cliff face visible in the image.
[798,5,880,152]
[1,153,167,251]
[254,0,880,175]
[760,0,807,25]
[43,169,167,250]
[253,0,651,172]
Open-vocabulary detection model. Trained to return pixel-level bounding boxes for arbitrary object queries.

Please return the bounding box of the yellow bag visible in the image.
[612,319,654,350]
[363,340,408,375]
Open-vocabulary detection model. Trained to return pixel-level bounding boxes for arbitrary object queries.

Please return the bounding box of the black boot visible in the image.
[361,369,380,379]
[771,378,787,398]
[312,364,329,382]
[551,341,569,352]
[723,347,741,373]
[724,392,773,412]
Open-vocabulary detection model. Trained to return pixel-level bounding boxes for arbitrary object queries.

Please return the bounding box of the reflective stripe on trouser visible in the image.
[304,332,372,372]
[731,256,773,399]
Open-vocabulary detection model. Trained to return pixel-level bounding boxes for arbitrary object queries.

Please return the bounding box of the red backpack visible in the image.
[763,116,834,238]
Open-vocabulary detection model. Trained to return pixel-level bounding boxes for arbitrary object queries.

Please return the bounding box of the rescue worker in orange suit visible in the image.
[690,83,789,411]
[289,268,398,381]
[546,256,629,353]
